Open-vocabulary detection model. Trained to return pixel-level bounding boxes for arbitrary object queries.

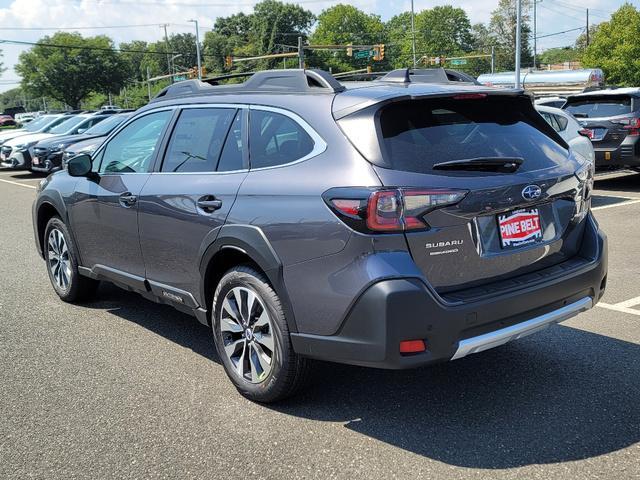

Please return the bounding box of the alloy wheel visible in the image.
[47,228,72,291]
[219,286,275,383]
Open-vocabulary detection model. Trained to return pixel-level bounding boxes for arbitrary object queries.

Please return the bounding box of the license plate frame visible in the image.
[498,208,543,249]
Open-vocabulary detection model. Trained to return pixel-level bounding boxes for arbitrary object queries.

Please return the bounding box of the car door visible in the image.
[68,109,174,287]
[137,106,248,302]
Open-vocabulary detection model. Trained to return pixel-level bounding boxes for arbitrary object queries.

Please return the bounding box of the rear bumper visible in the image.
[594,135,640,168]
[291,214,607,369]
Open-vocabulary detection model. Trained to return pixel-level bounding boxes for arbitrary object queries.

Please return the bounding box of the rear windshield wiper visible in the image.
[432,157,523,173]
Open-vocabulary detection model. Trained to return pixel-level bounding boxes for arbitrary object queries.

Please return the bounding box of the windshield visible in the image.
[375,96,568,175]
[84,114,129,135]
[24,116,51,131]
[48,116,86,135]
[41,117,70,132]
[564,95,633,118]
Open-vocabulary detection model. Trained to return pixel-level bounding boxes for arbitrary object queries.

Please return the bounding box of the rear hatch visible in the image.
[337,92,591,296]
[563,94,637,149]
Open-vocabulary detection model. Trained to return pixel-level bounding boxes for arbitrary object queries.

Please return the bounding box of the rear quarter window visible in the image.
[376,96,568,175]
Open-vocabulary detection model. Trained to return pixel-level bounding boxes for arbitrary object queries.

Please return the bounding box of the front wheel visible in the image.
[212,266,308,403]
[44,217,98,302]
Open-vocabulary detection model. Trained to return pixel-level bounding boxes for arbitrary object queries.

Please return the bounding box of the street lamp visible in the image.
[515,0,522,88]
[188,19,202,80]
[170,54,182,76]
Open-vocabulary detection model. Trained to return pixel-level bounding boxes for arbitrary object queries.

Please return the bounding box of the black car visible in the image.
[563,88,640,170]
[31,112,133,174]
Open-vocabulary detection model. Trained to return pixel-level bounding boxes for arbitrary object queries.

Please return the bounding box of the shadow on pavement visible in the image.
[86,282,219,363]
[595,171,640,195]
[88,283,639,469]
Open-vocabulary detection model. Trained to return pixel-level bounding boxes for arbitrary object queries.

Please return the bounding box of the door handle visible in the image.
[119,192,137,208]
[197,195,223,212]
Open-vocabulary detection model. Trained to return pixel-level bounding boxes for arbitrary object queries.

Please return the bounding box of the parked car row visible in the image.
[536,87,640,171]
[0,109,133,173]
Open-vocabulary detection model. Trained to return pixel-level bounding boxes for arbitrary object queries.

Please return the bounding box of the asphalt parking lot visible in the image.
[0,169,638,479]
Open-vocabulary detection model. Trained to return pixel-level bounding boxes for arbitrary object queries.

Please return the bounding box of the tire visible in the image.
[212,265,308,403]
[44,216,99,302]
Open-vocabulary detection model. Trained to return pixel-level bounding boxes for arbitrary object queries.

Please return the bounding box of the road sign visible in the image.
[354,50,372,59]
[173,75,187,81]
[450,59,468,66]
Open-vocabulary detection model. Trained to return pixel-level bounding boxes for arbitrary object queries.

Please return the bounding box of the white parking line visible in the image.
[614,295,640,308]
[0,178,37,189]
[592,199,640,211]
[597,302,640,316]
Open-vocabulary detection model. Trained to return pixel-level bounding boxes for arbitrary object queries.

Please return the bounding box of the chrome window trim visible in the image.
[248,104,327,172]
[89,103,327,175]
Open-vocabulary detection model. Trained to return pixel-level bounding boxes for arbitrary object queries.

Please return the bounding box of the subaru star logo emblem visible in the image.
[522,185,542,201]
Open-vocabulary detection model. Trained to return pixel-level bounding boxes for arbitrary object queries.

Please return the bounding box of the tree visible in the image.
[385,7,473,68]
[581,3,640,86]
[538,47,579,66]
[203,1,314,72]
[311,4,386,72]
[166,33,200,72]
[488,0,533,71]
[16,32,128,109]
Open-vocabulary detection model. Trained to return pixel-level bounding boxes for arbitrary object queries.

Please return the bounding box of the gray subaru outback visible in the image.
[33,68,607,402]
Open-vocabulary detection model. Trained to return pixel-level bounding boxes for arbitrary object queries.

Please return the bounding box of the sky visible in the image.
[0,0,634,92]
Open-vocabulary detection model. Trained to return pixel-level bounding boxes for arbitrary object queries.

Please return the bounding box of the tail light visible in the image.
[324,187,467,233]
[578,128,593,139]
[623,117,640,136]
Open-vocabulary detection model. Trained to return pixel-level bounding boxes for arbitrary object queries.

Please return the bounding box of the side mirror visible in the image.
[76,128,87,134]
[67,153,93,177]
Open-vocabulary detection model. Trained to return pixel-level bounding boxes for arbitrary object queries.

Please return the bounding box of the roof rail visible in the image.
[377,68,480,85]
[152,68,346,102]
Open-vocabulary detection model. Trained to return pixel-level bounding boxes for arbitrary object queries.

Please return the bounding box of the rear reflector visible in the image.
[399,339,426,354]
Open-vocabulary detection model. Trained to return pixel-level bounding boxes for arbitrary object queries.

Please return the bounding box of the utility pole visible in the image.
[147,66,152,101]
[297,36,304,69]
[515,0,522,88]
[586,8,590,46]
[160,24,172,82]
[188,19,202,80]
[533,0,541,69]
[491,46,495,73]
[410,0,417,68]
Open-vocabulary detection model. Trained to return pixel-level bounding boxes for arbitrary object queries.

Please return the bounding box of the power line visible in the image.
[535,26,585,39]
[0,23,185,31]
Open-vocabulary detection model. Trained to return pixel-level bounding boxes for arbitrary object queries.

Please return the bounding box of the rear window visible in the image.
[564,95,633,118]
[377,97,568,175]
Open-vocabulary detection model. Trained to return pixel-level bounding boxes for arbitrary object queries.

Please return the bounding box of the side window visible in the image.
[99,111,171,174]
[161,108,236,173]
[540,111,560,132]
[554,114,568,132]
[249,110,314,169]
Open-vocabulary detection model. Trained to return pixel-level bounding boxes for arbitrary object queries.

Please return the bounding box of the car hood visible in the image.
[0,129,28,141]
[35,133,98,149]
[5,132,55,147]
[65,135,106,154]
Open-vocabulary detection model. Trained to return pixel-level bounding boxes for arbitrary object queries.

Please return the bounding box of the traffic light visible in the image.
[187,67,197,79]
[372,45,380,61]
[372,44,385,61]
[346,43,353,57]
[200,66,207,78]
[224,55,233,69]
